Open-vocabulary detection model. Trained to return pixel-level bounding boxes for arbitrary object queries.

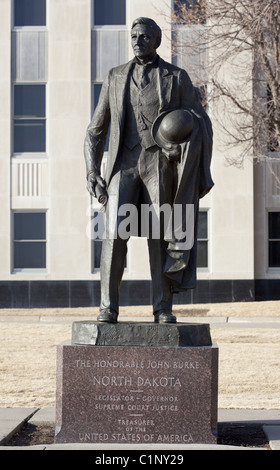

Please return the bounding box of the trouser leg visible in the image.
[147,236,173,314]
[139,146,175,316]
[99,149,141,317]
[99,237,128,316]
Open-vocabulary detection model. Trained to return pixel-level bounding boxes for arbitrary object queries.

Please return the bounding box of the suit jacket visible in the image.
[84,56,214,292]
[85,56,200,185]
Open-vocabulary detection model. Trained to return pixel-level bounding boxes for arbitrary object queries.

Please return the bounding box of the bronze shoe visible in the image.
[97,309,118,323]
[154,312,177,324]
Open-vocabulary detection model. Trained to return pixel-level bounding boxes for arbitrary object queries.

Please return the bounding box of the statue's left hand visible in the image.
[162,144,181,162]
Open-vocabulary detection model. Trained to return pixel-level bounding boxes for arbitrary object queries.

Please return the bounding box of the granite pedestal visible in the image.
[55,322,218,445]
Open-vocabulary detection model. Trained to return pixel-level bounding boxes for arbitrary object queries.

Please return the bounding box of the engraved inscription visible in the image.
[92,376,181,387]
[75,359,200,369]
[78,432,194,443]
[72,355,203,443]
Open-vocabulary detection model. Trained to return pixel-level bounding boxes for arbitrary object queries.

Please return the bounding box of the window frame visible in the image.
[92,0,126,27]
[268,210,280,269]
[12,83,47,157]
[12,210,47,273]
[197,209,209,270]
[13,0,47,29]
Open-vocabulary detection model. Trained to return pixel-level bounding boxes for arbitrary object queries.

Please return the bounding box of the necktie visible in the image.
[138,66,149,89]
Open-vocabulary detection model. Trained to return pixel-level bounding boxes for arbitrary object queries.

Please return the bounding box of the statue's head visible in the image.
[131,17,162,61]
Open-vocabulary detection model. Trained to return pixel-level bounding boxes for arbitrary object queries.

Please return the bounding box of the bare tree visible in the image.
[169,0,280,170]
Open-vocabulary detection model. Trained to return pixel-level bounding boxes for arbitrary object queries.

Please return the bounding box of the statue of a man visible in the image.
[84,17,214,324]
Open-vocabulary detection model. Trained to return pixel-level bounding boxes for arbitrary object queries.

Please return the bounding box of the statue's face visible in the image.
[131,24,158,61]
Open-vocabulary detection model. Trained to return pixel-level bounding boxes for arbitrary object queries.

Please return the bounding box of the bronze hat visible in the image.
[152,109,194,148]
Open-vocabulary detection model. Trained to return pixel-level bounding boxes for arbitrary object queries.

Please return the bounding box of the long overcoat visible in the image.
[84,56,214,292]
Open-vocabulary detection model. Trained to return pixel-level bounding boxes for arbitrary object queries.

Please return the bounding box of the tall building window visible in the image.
[197,210,208,268]
[91,0,127,136]
[268,212,280,268]
[13,212,46,270]
[14,0,46,27]
[93,0,126,26]
[13,84,46,153]
[267,85,279,152]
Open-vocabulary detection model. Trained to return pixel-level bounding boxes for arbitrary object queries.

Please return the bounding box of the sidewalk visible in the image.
[1,313,280,328]
[0,407,280,450]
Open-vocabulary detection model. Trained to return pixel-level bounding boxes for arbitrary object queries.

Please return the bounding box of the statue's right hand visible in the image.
[86,173,108,205]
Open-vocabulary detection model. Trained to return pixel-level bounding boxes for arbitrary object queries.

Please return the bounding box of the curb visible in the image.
[0,315,280,326]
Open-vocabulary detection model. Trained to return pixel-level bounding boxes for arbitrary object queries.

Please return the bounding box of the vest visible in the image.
[123,67,160,150]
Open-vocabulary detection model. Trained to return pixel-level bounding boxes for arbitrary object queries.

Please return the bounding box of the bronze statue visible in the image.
[84,17,214,324]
